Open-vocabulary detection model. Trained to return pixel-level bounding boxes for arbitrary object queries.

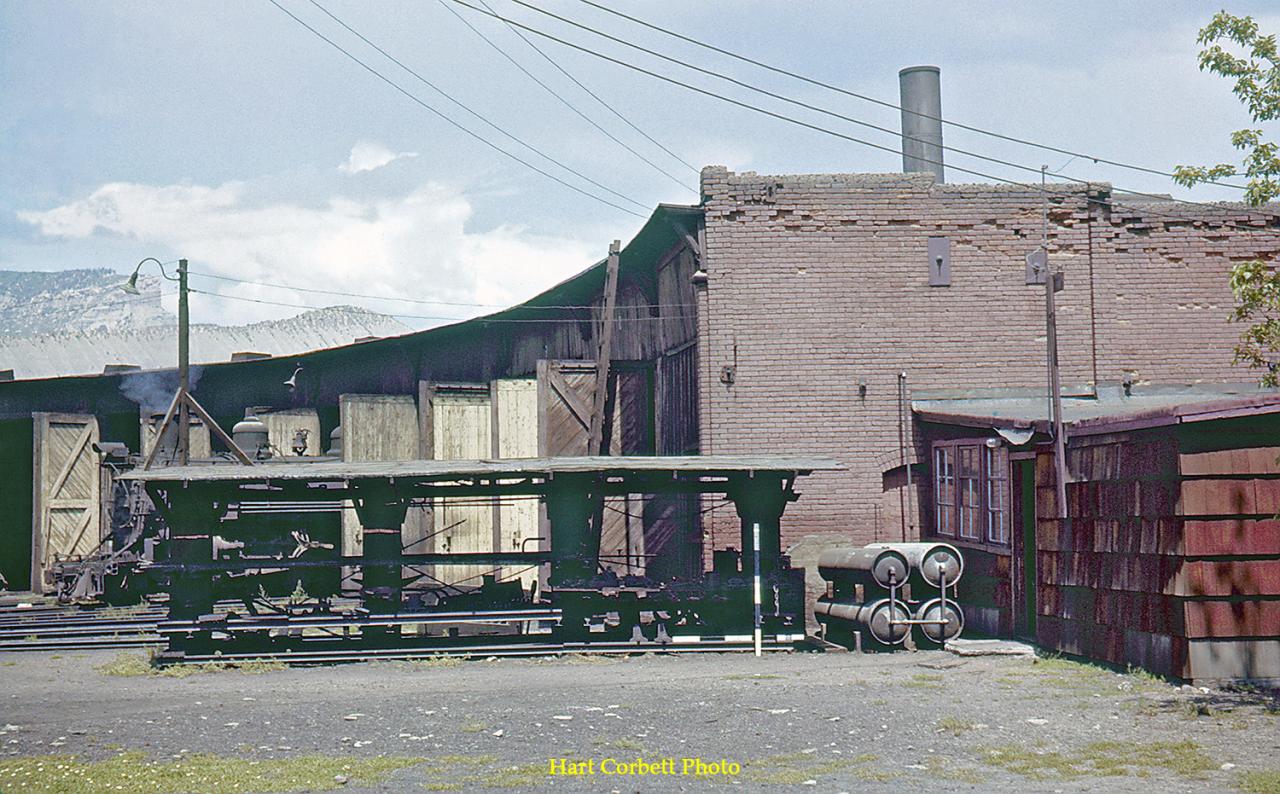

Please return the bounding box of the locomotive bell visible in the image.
[232,411,272,460]
[326,424,343,457]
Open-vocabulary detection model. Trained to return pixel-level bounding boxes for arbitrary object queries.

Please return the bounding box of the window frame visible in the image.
[930,438,1011,551]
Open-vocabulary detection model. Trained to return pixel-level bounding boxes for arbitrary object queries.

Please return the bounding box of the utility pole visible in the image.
[1041,167,1069,519]
[177,259,190,466]
[123,257,253,469]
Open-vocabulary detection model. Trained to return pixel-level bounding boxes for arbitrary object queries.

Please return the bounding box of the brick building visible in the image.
[693,167,1280,560]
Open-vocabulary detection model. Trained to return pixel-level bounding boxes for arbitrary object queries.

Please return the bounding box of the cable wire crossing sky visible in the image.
[1,1,1276,327]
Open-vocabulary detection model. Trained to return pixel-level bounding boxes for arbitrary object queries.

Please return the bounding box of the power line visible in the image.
[189,286,693,323]
[305,0,650,212]
[449,0,1279,226]
[434,0,696,192]
[572,0,1250,192]
[186,268,694,311]
[308,0,653,214]
[474,0,699,176]
[487,0,1255,214]
[266,0,648,219]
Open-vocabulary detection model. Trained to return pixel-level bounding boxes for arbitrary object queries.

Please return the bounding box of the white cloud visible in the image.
[18,181,596,327]
[338,141,419,175]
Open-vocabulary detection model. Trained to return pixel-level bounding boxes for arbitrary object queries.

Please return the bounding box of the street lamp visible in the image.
[120,257,251,469]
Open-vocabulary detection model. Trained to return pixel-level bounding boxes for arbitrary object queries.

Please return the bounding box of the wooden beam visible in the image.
[589,240,621,455]
[141,389,183,470]
[184,392,255,465]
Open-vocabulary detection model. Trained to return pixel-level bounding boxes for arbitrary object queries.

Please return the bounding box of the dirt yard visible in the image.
[0,647,1278,792]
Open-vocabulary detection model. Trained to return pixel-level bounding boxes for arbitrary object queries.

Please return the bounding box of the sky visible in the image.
[2,1,1278,327]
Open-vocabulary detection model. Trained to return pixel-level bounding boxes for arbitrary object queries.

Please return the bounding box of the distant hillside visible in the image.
[0,268,169,335]
[0,269,412,379]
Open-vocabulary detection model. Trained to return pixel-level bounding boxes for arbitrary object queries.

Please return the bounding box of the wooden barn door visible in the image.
[30,413,102,593]
[536,360,646,576]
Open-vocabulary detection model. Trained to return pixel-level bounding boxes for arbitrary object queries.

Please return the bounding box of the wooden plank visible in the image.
[339,394,420,559]
[493,379,539,588]
[433,386,493,584]
[546,365,592,432]
[256,408,322,457]
[589,240,621,455]
[1181,448,1280,476]
[1185,519,1280,556]
[47,423,93,499]
[1184,600,1280,639]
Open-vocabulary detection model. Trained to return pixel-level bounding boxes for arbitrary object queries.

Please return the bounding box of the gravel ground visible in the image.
[1,647,1278,792]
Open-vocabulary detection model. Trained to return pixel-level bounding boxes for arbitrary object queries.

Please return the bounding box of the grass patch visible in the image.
[458,722,487,734]
[1239,769,1280,793]
[722,673,784,681]
[1181,700,1218,719]
[97,652,286,678]
[937,717,976,736]
[979,740,1216,781]
[902,672,945,690]
[416,756,541,790]
[737,752,880,785]
[922,756,987,784]
[0,752,422,793]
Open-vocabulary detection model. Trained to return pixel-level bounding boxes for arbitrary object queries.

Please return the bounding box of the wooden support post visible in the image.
[589,241,621,456]
[353,485,410,643]
[545,474,600,587]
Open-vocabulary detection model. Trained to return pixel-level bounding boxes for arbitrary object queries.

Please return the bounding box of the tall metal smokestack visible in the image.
[899,66,944,183]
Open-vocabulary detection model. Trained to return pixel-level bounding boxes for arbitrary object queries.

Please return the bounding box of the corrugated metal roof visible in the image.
[913,383,1280,435]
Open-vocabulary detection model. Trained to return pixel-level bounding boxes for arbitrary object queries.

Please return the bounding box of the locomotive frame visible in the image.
[121,455,839,663]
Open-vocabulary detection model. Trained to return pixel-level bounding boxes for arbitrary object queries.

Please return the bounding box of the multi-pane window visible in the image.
[934,446,955,536]
[985,446,1010,545]
[932,440,1010,548]
[958,446,981,540]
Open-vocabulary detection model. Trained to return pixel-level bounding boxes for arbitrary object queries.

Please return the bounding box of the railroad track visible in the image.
[0,601,164,652]
[165,634,812,665]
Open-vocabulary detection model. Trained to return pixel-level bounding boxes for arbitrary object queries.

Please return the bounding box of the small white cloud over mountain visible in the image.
[338,142,419,175]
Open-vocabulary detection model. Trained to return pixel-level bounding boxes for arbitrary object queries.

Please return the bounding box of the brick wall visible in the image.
[696,167,1280,550]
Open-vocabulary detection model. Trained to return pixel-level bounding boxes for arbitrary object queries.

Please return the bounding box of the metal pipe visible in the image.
[752,521,762,657]
[899,66,944,182]
[901,372,915,535]
[1041,167,1069,519]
